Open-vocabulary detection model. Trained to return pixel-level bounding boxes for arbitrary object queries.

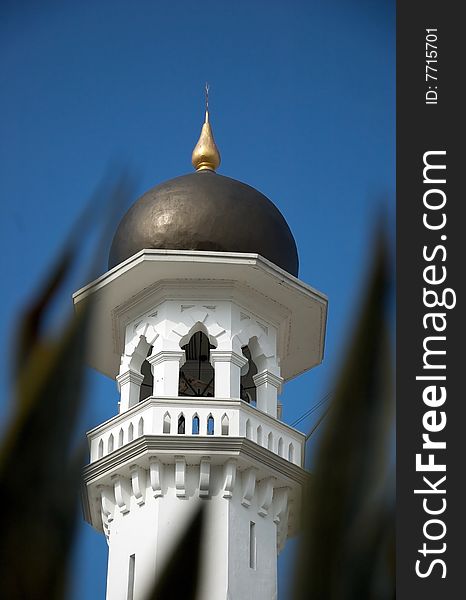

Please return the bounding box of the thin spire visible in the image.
[205,82,209,122]
[192,83,221,172]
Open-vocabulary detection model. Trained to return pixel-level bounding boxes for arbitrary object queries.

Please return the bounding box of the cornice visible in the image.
[82,435,310,487]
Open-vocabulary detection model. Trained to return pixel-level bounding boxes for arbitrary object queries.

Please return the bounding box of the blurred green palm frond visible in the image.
[293,231,395,600]
[0,250,91,599]
[147,506,205,600]
[0,175,132,599]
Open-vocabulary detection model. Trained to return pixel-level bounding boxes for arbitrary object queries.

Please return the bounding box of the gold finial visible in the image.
[192,83,221,172]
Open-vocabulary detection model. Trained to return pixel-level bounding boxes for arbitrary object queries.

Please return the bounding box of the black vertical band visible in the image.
[397,3,464,597]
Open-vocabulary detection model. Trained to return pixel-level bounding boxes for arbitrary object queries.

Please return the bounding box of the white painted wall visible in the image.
[100,462,288,600]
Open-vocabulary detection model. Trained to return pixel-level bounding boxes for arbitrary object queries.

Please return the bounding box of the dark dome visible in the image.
[109,170,299,276]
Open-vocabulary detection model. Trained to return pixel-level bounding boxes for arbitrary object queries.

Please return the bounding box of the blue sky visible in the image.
[0,1,395,597]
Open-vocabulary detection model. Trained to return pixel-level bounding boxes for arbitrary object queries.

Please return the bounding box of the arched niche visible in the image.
[179,324,216,397]
[233,325,276,374]
[240,345,258,406]
[123,330,155,373]
[235,330,282,416]
[118,334,154,413]
[139,345,154,402]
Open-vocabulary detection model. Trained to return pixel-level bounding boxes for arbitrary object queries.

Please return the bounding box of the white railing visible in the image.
[87,397,304,466]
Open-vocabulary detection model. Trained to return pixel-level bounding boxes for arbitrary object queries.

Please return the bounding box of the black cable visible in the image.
[290,391,333,427]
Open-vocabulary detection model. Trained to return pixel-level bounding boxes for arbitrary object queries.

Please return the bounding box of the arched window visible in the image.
[98,439,104,458]
[278,437,284,457]
[163,412,171,434]
[178,414,186,434]
[139,346,154,402]
[245,419,252,440]
[108,433,114,453]
[128,422,134,442]
[192,414,200,435]
[221,414,229,435]
[288,443,295,463]
[118,428,124,448]
[179,331,215,397]
[240,345,258,406]
[257,425,263,446]
[138,417,144,437]
[207,414,215,435]
[267,432,274,451]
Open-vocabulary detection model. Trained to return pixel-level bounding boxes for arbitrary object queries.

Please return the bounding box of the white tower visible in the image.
[75,109,327,600]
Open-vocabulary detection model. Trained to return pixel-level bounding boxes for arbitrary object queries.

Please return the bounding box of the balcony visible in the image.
[87,396,305,466]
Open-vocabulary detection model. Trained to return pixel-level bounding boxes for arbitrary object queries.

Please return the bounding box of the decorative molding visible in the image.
[273,487,290,524]
[253,371,284,389]
[223,459,237,499]
[99,485,115,541]
[210,350,248,369]
[181,304,195,312]
[175,456,186,497]
[130,464,146,506]
[116,370,144,391]
[112,474,130,514]
[148,350,186,368]
[241,468,257,508]
[187,308,209,324]
[275,487,291,553]
[149,458,163,498]
[257,321,268,335]
[84,437,309,488]
[258,477,275,517]
[199,457,211,498]
[99,485,115,523]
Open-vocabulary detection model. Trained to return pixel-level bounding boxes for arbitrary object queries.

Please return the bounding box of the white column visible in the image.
[210,350,248,398]
[116,370,144,413]
[147,350,185,396]
[253,371,283,417]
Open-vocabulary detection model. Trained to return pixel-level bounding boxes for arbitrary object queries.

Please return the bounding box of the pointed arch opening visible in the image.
[179,330,215,397]
[139,345,154,402]
[278,437,284,457]
[267,432,274,451]
[257,425,263,446]
[192,414,200,435]
[128,422,134,442]
[288,442,295,463]
[207,414,215,435]
[98,439,104,458]
[118,428,124,448]
[108,433,114,453]
[138,417,144,437]
[178,413,186,434]
[221,414,229,435]
[240,345,257,406]
[163,412,171,434]
[245,419,252,440]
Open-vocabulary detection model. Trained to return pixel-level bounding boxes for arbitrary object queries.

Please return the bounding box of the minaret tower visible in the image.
[75,98,327,600]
